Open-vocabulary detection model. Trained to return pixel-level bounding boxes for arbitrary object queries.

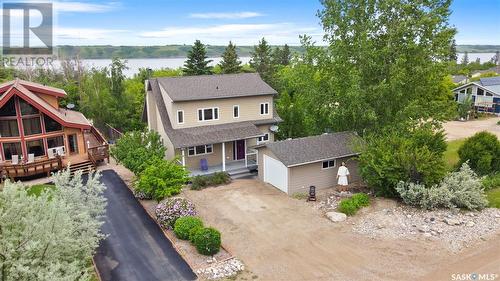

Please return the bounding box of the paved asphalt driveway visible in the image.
[94,170,196,281]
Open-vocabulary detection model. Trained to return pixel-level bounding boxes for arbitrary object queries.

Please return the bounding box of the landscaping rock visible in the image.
[196,258,245,280]
[326,212,347,222]
[444,218,461,226]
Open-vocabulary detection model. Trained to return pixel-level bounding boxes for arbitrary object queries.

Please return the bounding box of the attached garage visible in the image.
[256,132,362,195]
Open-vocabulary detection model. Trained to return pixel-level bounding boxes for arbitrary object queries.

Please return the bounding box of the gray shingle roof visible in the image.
[258,132,361,167]
[147,79,279,148]
[156,73,277,101]
[480,76,500,86]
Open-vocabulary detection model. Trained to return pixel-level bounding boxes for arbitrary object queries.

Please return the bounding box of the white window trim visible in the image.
[197,107,220,122]
[322,159,336,170]
[177,110,184,124]
[233,105,240,118]
[260,102,270,115]
[187,144,214,157]
[257,133,270,144]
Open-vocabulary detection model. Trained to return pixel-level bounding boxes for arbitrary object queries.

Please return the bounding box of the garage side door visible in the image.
[263,155,288,193]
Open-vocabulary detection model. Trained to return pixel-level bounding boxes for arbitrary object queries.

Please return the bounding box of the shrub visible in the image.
[136,158,189,202]
[396,163,488,210]
[338,199,358,216]
[338,193,370,216]
[174,216,204,240]
[358,125,447,197]
[133,189,152,200]
[458,131,500,175]
[190,172,231,190]
[351,193,370,207]
[482,173,500,191]
[155,198,197,229]
[193,227,221,256]
[110,130,166,175]
[189,225,204,243]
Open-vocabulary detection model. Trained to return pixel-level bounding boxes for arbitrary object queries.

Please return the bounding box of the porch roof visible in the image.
[170,121,263,148]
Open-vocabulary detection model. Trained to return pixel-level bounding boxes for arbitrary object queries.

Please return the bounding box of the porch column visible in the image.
[181,149,186,167]
[222,142,226,171]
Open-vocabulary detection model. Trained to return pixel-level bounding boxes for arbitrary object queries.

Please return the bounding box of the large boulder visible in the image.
[326,211,347,222]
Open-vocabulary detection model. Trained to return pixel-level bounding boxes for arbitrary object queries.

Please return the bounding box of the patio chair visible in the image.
[200,158,208,171]
[11,155,19,165]
[27,154,35,164]
[48,149,56,159]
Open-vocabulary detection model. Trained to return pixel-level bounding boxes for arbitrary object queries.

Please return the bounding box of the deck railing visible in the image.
[1,157,62,181]
[87,144,110,166]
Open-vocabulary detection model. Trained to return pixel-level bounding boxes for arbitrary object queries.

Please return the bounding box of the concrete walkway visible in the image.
[94,170,196,281]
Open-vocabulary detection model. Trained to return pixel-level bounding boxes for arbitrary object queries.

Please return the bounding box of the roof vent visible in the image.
[216,86,219,90]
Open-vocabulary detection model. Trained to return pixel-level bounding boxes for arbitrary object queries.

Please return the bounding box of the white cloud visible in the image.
[54,2,119,13]
[55,27,127,40]
[139,23,323,45]
[189,12,262,19]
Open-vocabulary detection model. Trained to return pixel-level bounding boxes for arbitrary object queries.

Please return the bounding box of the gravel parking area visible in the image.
[183,180,500,281]
[443,117,500,140]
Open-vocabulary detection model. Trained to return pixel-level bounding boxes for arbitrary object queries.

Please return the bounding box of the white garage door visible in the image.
[263,154,288,193]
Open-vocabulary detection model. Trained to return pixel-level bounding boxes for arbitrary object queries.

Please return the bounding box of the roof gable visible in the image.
[0,79,66,98]
[156,73,277,102]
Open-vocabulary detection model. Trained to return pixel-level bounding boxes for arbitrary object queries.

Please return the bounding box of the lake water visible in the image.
[22,53,499,77]
[71,57,252,77]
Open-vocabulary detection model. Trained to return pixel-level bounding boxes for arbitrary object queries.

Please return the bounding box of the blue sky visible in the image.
[3,0,500,46]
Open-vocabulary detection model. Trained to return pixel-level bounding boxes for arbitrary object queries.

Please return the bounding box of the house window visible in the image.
[2,142,21,160]
[44,115,62,132]
[477,88,484,96]
[177,110,184,124]
[0,119,19,137]
[188,144,213,156]
[19,99,39,116]
[23,117,42,135]
[322,159,336,169]
[486,92,493,97]
[47,136,64,149]
[257,133,270,144]
[26,139,45,157]
[198,108,219,121]
[0,99,16,117]
[233,105,239,118]
[260,103,269,115]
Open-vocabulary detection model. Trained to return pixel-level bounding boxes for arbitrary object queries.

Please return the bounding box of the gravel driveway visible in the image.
[94,170,196,281]
[184,179,500,281]
[443,117,500,140]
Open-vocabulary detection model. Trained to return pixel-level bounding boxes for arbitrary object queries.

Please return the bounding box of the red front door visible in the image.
[235,140,245,160]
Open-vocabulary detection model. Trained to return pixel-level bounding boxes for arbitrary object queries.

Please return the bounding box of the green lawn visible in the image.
[27,184,55,197]
[444,139,465,170]
[486,188,500,208]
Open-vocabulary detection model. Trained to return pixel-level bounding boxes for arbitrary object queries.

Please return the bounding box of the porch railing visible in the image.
[1,157,62,181]
[245,149,258,167]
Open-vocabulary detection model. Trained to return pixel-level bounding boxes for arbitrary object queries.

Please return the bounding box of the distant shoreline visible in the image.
[54,45,499,60]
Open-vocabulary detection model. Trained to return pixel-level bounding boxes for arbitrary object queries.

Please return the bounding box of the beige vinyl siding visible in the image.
[170,95,274,129]
[146,91,158,132]
[287,157,360,195]
[248,124,274,147]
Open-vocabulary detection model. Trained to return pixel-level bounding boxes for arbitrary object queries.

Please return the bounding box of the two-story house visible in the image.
[143,73,282,175]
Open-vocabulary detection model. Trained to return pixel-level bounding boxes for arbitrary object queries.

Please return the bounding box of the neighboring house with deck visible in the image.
[0,79,109,180]
[453,76,500,115]
[143,73,281,176]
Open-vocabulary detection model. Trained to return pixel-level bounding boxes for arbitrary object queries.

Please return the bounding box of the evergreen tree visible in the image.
[250,38,273,82]
[273,44,292,66]
[219,41,242,74]
[183,40,213,75]
[449,39,458,62]
[461,51,469,65]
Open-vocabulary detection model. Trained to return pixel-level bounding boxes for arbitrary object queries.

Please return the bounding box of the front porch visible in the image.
[179,139,259,177]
